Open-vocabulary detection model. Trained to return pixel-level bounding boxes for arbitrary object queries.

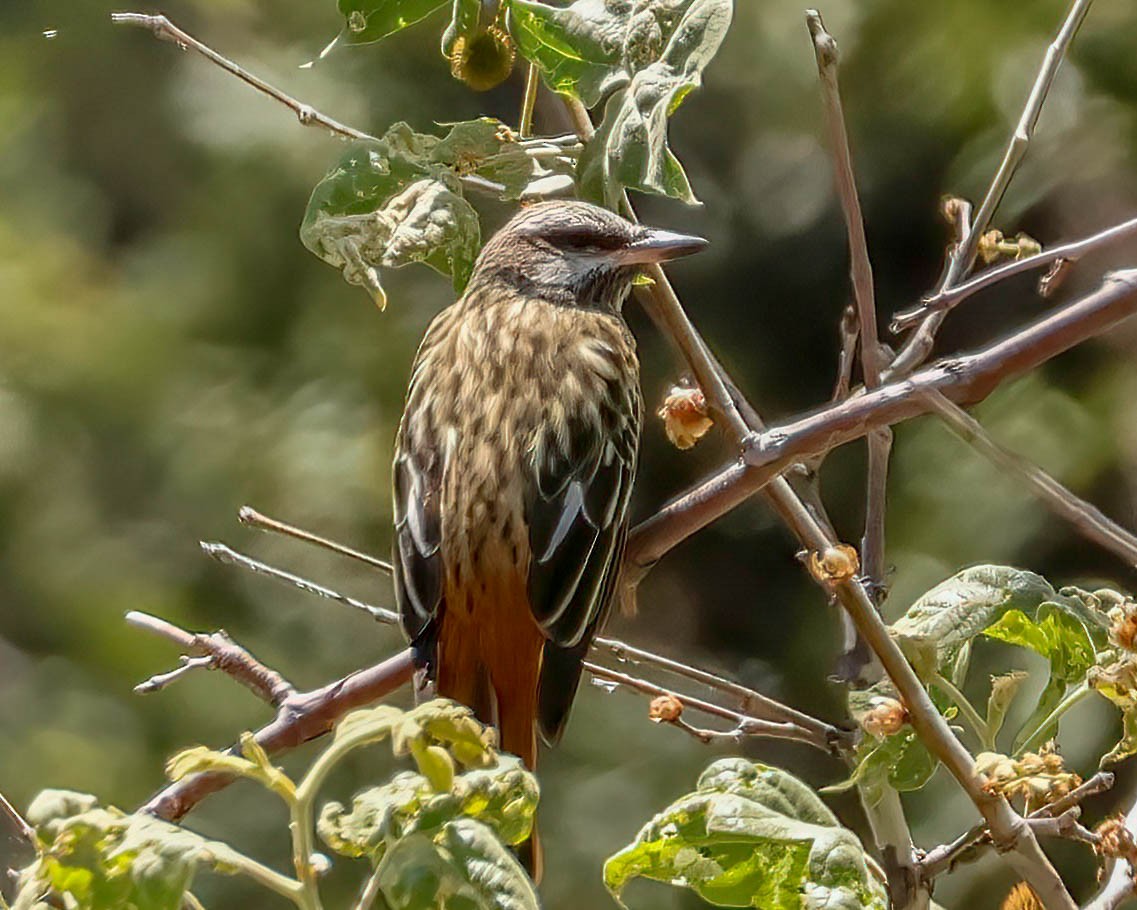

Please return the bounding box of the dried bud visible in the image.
[940,195,970,225]
[1001,882,1044,910]
[1109,601,1137,652]
[658,384,713,450]
[448,25,515,92]
[808,544,860,583]
[861,696,908,738]
[978,229,1042,264]
[649,694,684,723]
[1096,815,1137,863]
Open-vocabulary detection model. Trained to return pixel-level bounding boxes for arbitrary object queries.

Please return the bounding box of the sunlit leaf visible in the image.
[332,0,450,48]
[605,758,886,909]
[508,0,631,107]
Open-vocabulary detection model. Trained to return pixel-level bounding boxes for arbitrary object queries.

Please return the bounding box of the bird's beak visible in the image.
[617,228,709,264]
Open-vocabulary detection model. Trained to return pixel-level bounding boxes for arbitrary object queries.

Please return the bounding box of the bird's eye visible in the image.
[548,228,621,251]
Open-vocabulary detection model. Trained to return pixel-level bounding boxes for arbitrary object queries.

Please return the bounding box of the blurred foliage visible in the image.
[4,0,1137,907]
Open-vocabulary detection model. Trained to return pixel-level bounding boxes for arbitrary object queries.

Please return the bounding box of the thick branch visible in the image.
[142,648,416,821]
[127,611,296,705]
[626,269,1137,576]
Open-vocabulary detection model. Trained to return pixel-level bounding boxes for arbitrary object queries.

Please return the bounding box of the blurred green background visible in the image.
[5,0,1137,906]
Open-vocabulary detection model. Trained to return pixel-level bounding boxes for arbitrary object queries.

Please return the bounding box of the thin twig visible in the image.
[592,635,852,749]
[888,0,1095,378]
[205,526,850,755]
[832,304,860,401]
[238,506,393,574]
[581,660,835,752]
[201,541,398,624]
[126,611,297,705]
[892,215,1137,331]
[111,13,375,141]
[625,269,1137,579]
[111,12,510,199]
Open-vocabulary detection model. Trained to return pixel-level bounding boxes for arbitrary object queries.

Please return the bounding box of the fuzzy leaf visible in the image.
[576,0,730,206]
[14,794,245,910]
[605,759,886,909]
[377,819,539,910]
[300,126,483,307]
[890,566,1069,671]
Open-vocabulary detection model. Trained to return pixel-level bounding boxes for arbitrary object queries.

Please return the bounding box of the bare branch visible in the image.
[111,13,375,142]
[626,269,1137,577]
[206,519,852,755]
[592,635,850,748]
[142,648,416,821]
[201,541,398,624]
[126,610,296,705]
[806,10,892,611]
[581,660,838,753]
[888,0,1095,377]
[921,771,1116,880]
[923,392,1137,566]
[893,215,1137,332]
[238,506,393,574]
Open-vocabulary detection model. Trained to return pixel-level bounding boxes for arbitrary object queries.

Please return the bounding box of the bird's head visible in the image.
[465,200,707,312]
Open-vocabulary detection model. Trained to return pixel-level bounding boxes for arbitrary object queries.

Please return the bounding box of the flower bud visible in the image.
[658,384,713,450]
[649,694,684,723]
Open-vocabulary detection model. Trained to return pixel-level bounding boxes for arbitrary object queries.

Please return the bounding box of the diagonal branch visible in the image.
[111,13,375,142]
[142,647,416,821]
[127,611,297,705]
[888,0,1095,378]
[626,269,1137,579]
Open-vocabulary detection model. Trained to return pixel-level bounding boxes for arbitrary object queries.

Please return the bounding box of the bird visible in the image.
[391,200,706,877]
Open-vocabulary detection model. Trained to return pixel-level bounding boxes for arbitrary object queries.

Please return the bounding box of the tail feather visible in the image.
[537,639,588,746]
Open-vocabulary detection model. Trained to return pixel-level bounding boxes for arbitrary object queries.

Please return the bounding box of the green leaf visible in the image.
[165,738,295,802]
[891,565,1068,671]
[319,771,435,861]
[377,820,539,910]
[303,120,575,306]
[15,795,246,910]
[605,759,886,909]
[576,0,731,207]
[508,0,632,108]
[333,0,450,48]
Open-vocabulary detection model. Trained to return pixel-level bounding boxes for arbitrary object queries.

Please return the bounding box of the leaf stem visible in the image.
[519,63,540,138]
[933,673,992,750]
[1016,683,1092,755]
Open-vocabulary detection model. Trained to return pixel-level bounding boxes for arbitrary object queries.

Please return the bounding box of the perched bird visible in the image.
[392,200,706,875]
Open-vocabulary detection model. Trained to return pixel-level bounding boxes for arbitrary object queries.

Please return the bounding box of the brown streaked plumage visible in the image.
[391,200,706,878]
